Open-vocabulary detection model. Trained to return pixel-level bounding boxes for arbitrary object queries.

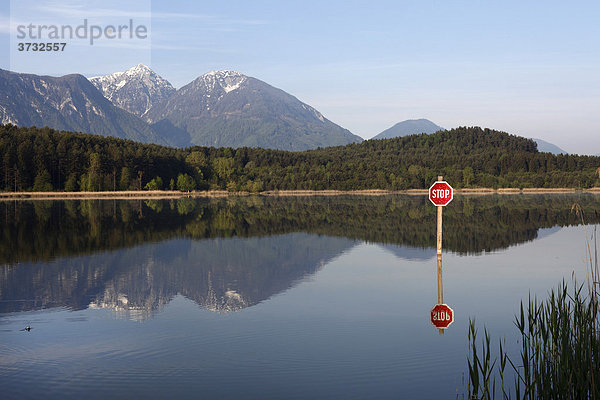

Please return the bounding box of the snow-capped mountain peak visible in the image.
[89,64,176,117]
[127,63,152,74]
[196,70,247,93]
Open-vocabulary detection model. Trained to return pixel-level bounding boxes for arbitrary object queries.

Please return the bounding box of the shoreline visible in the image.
[0,187,599,200]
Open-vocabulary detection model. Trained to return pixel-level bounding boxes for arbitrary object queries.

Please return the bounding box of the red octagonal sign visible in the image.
[429,181,453,206]
[430,303,454,329]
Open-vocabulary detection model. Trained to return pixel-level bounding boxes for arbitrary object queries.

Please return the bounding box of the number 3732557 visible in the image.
[17,43,67,51]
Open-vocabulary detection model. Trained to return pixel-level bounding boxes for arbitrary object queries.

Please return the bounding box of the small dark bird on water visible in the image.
[20,325,31,332]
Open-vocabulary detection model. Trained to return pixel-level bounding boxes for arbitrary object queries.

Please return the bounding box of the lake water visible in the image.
[1,194,599,399]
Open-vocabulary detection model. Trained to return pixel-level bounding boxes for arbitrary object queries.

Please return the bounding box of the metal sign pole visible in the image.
[429,176,454,332]
[436,176,443,334]
[436,176,443,305]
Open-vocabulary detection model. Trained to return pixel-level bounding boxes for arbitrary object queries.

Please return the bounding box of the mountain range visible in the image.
[0,65,586,154]
[143,70,361,150]
[0,68,167,145]
[0,65,361,151]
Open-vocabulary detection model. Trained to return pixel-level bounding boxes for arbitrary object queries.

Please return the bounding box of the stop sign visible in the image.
[430,303,454,329]
[429,181,453,206]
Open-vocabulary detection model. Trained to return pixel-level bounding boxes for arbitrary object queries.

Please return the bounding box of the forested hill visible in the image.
[1,124,599,192]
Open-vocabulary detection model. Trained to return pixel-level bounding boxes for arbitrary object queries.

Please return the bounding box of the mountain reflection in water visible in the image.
[0,233,353,319]
[0,194,598,319]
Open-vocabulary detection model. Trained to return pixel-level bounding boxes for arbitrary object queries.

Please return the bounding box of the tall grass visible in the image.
[468,206,599,399]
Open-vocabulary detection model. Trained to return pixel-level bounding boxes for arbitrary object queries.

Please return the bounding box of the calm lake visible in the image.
[1,194,599,399]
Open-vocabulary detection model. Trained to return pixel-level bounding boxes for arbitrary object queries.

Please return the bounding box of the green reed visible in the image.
[468,207,599,399]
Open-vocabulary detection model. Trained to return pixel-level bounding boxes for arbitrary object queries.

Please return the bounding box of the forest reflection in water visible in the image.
[2,194,599,264]
[0,194,599,319]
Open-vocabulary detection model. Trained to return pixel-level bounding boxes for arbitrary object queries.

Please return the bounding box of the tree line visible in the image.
[1,124,599,192]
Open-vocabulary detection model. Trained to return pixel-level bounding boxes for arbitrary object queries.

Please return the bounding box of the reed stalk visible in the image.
[467,205,599,399]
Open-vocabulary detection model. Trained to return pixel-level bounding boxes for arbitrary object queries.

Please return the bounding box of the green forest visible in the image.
[1,124,599,192]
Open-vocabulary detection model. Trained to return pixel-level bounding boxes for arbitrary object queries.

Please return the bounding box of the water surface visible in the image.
[1,194,599,399]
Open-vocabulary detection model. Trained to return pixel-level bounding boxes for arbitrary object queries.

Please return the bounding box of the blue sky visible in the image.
[1,0,599,154]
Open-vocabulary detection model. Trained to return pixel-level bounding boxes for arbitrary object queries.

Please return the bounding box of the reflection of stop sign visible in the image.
[430,304,454,329]
[429,181,453,206]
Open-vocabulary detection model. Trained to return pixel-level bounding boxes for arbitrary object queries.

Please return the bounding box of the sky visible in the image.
[1,0,599,154]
